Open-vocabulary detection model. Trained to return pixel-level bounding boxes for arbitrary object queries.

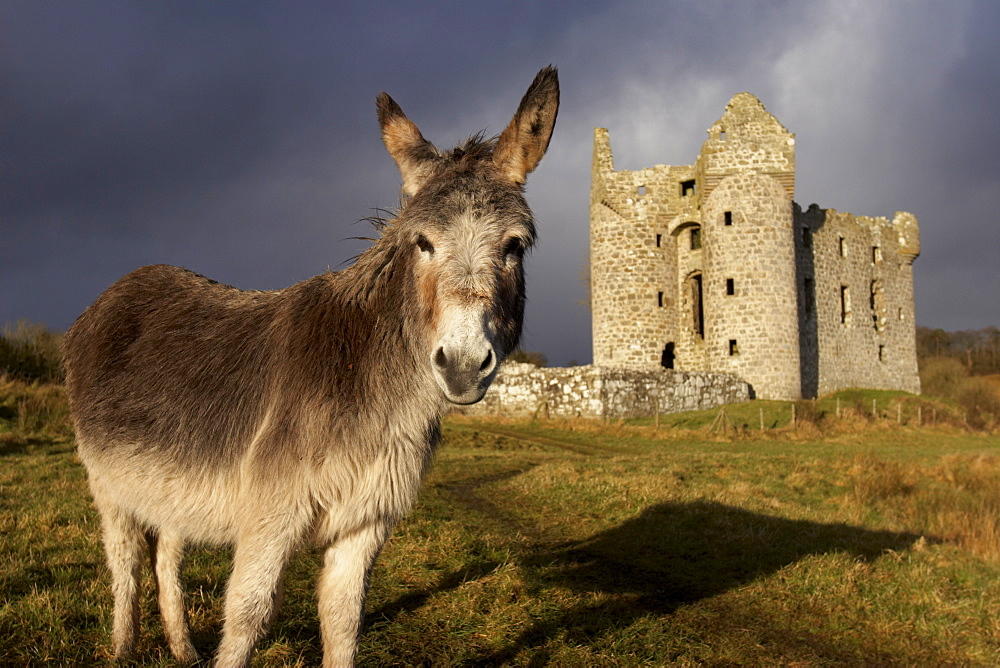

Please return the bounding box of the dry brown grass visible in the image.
[851,452,1000,561]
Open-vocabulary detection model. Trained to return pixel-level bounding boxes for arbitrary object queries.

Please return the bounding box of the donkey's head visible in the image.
[377,67,559,405]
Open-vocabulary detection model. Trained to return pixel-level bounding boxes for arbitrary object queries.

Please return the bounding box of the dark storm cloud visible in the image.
[2,1,997,365]
[5,6,299,217]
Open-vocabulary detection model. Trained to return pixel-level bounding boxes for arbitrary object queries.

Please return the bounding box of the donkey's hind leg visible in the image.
[98,503,145,659]
[149,529,199,663]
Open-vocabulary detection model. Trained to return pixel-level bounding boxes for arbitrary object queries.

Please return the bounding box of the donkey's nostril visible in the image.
[479,349,493,372]
[434,347,448,369]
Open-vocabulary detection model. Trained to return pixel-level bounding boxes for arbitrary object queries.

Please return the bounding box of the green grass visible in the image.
[629,389,963,432]
[2,386,999,665]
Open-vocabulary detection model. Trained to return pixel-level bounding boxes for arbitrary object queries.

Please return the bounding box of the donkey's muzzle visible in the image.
[432,340,498,405]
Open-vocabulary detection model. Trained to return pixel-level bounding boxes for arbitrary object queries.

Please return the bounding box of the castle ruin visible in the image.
[590,93,921,400]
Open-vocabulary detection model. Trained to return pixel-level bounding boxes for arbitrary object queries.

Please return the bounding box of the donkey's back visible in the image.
[68,265,276,470]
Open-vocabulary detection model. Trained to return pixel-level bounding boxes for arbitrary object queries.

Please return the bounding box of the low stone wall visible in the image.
[460,363,751,419]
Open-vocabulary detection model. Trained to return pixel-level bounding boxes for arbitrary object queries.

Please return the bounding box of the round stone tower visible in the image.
[697,93,801,400]
[702,174,801,400]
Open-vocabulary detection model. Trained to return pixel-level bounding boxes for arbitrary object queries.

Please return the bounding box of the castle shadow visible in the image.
[481,500,921,663]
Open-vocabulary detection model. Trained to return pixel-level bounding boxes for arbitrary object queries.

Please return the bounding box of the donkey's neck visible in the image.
[279,239,443,425]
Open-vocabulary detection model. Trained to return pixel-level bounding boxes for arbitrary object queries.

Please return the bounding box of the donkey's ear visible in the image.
[493,66,560,185]
[377,93,440,196]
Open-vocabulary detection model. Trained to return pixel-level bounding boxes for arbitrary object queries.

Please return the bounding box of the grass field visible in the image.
[2,383,999,665]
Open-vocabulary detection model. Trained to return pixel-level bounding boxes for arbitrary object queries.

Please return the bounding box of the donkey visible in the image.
[63,66,558,666]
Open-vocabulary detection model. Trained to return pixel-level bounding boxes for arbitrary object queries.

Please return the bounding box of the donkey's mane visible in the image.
[447,131,496,166]
[355,132,496,236]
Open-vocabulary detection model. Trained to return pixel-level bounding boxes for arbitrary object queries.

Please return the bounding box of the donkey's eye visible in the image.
[503,237,524,260]
[416,235,435,256]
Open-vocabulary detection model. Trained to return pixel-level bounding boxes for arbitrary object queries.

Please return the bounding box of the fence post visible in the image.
[918,405,922,427]
[872,398,877,419]
[897,404,902,424]
[759,407,764,431]
[654,390,660,431]
[791,402,796,429]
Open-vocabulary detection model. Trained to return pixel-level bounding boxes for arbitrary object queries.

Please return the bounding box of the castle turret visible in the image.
[891,211,921,393]
[699,92,796,201]
[893,211,920,264]
[696,94,801,399]
[589,128,622,367]
[592,127,614,175]
[590,128,676,368]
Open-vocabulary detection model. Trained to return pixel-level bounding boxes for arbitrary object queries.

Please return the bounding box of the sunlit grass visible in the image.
[2,383,999,665]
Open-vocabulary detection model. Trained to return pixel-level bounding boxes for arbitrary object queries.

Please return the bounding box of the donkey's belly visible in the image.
[80,441,296,545]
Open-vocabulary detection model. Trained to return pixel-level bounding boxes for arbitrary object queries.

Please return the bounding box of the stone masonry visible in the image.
[460,363,751,420]
[590,93,921,400]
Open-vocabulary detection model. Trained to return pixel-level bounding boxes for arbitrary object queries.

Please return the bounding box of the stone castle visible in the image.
[590,93,921,400]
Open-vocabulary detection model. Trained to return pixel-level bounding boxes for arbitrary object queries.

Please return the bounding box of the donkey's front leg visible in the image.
[214,531,298,667]
[317,520,392,667]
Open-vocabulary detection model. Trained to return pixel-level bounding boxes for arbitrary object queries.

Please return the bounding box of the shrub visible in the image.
[0,320,64,382]
[507,349,548,367]
[919,356,968,398]
[792,399,823,426]
[0,377,72,440]
[956,377,1000,430]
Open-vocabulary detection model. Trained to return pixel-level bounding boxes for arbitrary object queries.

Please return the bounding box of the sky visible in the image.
[2,0,998,366]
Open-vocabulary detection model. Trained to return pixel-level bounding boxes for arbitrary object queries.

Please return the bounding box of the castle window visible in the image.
[655,233,662,248]
[724,211,733,226]
[657,291,664,307]
[726,278,735,295]
[680,179,696,197]
[637,185,646,196]
[729,339,739,356]
[802,226,812,248]
[689,273,704,339]
[690,226,702,250]
[840,285,851,324]
[719,130,727,141]
[898,307,904,320]
[870,279,885,332]
[804,277,815,314]
[878,345,886,362]
[661,342,675,369]
[839,236,846,257]
[872,245,882,264]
